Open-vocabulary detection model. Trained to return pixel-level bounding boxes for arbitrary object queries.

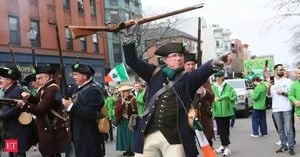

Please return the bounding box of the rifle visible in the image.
[9,44,17,67]
[68,3,204,39]
[0,98,19,106]
[55,25,72,141]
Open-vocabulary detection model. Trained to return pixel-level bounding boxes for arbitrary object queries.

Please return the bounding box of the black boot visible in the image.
[276,146,288,153]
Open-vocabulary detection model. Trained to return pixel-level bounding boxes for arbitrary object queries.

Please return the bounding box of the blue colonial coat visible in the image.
[0,82,37,152]
[123,43,214,157]
[68,80,105,157]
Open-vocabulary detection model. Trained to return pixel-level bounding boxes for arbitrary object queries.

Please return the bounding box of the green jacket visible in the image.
[251,82,267,110]
[135,90,145,116]
[212,83,237,117]
[289,80,300,116]
[105,96,117,120]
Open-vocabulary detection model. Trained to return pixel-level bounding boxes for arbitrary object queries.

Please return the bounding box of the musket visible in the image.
[0,98,19,106]
[68,3,204,39]
[9,44,17,67]
[55,25,72,140]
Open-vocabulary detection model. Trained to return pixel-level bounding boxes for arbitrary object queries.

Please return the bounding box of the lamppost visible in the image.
[27,26,37,68]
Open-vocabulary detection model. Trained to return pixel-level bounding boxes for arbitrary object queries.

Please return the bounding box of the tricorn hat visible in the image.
[72,63,95,76]
[154,43,187,57]
[34,65,57,75]
[0,67,21,80]
[184,53,196,63]
[24,74,36,83]
[117,85,133,92]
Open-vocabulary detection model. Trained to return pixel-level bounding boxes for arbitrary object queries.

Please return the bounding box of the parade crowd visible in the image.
[0,23,299,157]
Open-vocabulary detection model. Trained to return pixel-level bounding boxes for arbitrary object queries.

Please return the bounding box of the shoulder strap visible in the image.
[143,71,186,116]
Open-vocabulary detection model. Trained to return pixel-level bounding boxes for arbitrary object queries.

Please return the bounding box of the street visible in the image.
[1,110,300,157]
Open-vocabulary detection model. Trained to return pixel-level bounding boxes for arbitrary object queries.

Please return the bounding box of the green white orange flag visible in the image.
[104,63,129,83]
[194,120,217,157]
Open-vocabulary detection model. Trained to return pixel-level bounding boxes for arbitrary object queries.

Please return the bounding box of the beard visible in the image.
[277,73,284,77]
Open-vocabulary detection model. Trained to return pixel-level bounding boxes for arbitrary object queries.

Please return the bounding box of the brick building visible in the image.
[0,0,108,83]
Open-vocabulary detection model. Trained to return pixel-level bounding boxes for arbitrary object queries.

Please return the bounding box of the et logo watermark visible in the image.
[4,139,18,152]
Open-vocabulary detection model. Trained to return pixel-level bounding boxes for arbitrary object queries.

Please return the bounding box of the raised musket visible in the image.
[68,3,204,39]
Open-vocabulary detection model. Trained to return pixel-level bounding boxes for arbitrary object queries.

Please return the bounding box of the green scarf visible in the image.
[162,65,183,80]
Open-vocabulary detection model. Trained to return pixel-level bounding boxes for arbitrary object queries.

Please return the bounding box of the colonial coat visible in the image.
[68,80,105,157]
[123,43,214,157]
[195,81,215,145]
[0,82,37,153]
[24,79,68,155]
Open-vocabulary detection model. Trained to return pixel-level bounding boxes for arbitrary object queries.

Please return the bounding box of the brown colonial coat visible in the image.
[196,81,215,145]
[23,80,68,155]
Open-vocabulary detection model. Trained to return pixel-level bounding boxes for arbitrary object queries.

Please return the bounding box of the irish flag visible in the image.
[104,63,129,83]
[194,120,217,157]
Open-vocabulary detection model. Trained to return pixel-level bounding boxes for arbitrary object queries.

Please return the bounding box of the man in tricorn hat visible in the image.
[62,63,105,157]
[15,65,68,157]
[122,22,232,157]
[0,67,37,157]
[184,53,215,147]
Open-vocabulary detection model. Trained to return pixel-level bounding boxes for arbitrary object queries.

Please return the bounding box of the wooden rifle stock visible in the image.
[69,3,204,39]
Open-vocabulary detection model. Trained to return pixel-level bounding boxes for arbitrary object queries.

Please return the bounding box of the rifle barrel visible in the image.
[69,3,204,39]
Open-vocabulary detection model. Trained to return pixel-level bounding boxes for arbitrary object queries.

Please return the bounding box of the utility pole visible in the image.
[197,17,202,65]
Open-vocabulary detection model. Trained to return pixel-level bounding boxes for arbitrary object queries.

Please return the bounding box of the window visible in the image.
[216,40,220,48]
[125,0,130,8]
[63,0,70,9]
[65,28,73,50]
[30,20,41,47]
[78,0,84,13]
[9,16,20,45]
[80,37,87,51]
[111,0,118,6]
[92,34,99,53]
[113,43,122,63]
[110,10,120,23]
[90,0,96,16]
[134,0,139,7]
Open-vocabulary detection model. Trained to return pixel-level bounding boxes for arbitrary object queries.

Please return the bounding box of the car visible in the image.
[225,79,254,118]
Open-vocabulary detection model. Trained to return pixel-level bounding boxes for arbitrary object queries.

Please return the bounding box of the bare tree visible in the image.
[272,0,300,54]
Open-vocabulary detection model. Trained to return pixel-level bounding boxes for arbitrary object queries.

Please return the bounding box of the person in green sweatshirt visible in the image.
[289,68,300,117]
[104,91,117,141]
[250,76,268,137]
[132,82,145,116]
[212,71,237,156]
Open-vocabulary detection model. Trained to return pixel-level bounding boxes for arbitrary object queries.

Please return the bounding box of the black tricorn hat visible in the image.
[71,63,95,76]
[34,65,57,75]
[24,74,36,83]
[154,43,187,57]
[184,53,196,63]
[0,67,21,80]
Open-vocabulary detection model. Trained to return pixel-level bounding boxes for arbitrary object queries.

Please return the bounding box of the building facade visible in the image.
[104,0,142,68]
[0,0,108,84]
[143,27,198,66]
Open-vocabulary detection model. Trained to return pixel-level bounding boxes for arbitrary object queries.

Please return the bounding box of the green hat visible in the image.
[155,43,187,57]
[214,70,225,77]
[251,74,262,81]
[0,67,21,80]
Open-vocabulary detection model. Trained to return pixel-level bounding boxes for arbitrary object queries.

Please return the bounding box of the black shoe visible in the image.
[276,146,288,153]
[123,151,128,156]
[289,148,295,156]
[127,152,135,156]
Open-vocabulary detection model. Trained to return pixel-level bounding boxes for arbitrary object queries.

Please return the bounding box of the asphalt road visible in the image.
[1,109,300,157]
